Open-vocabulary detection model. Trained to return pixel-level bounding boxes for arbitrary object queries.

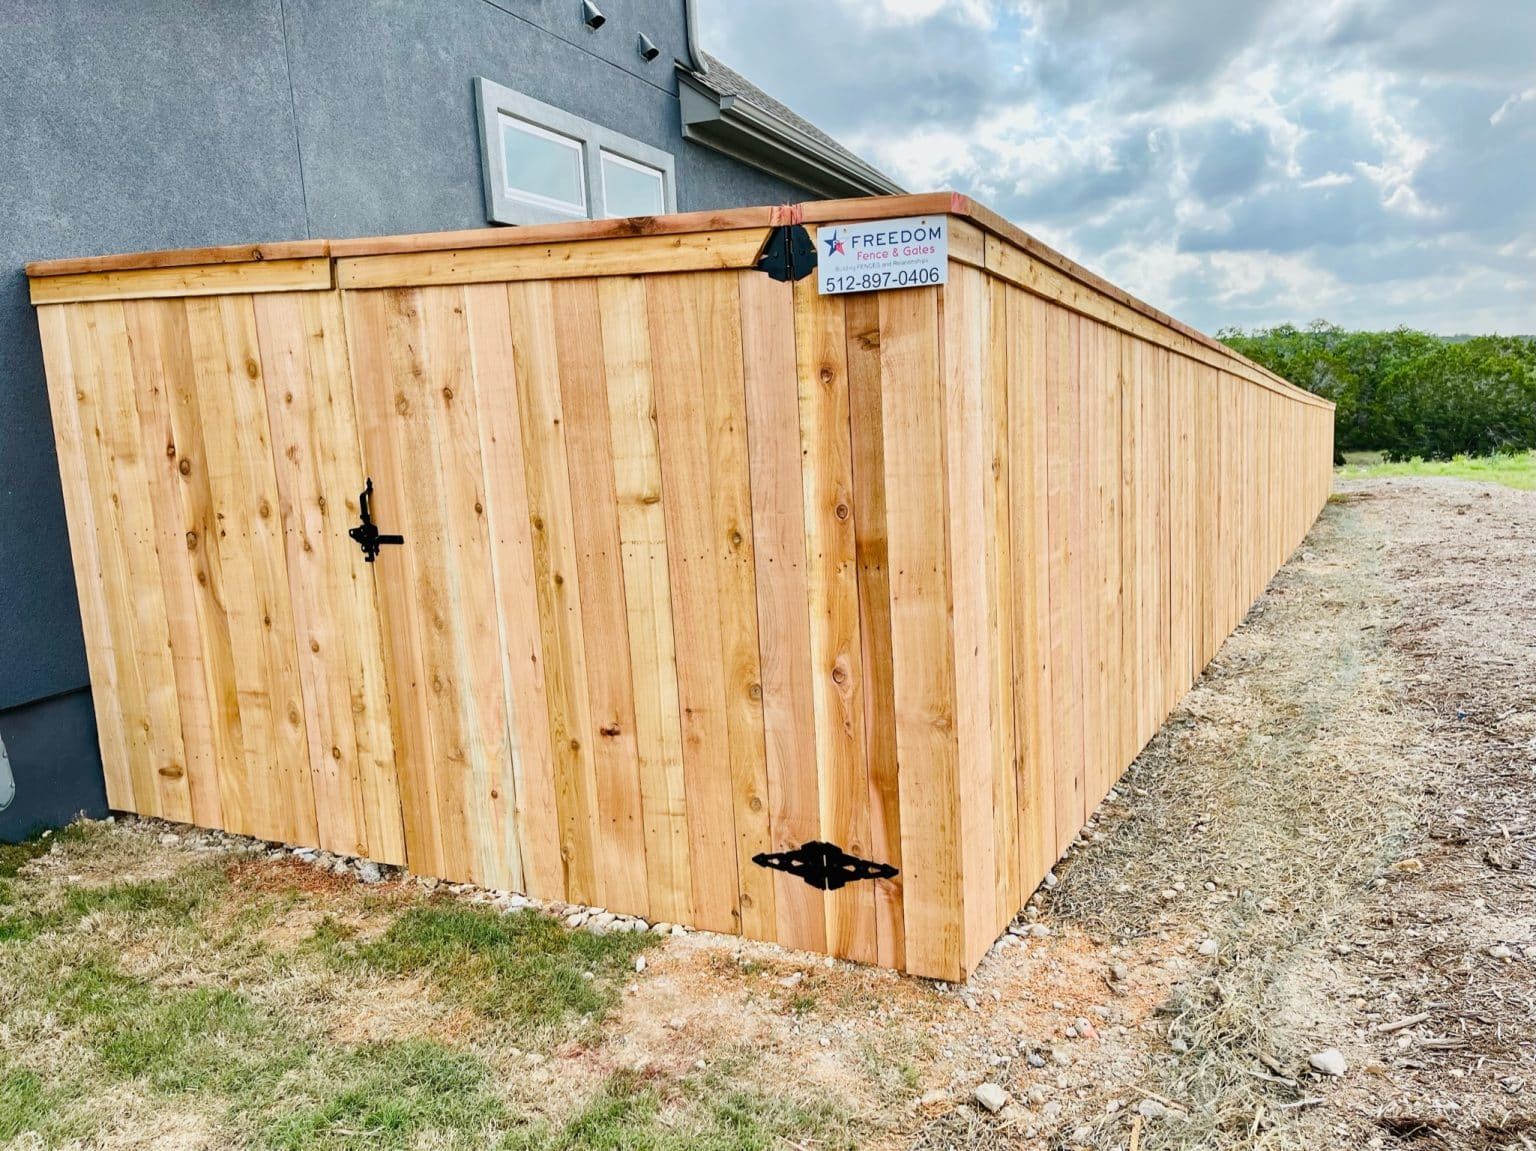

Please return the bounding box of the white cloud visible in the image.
[1490,87,1536,126]
[865,0,995,25]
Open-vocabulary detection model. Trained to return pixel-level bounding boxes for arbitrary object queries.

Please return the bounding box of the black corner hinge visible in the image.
[348,478,404,563]
[756,224,818,282]
[752,840,897,891]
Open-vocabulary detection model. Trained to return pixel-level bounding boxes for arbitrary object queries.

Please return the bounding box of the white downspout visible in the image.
[0,731,13,812]
[681,0,709,73]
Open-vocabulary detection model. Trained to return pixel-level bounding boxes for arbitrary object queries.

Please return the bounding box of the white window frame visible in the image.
[599,150,669,219]
[475,78,677,226]
[497,117,588,219]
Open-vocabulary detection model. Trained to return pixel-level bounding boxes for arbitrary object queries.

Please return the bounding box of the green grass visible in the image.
[0,909,48,944]
[504,1071,854,1151]
[66,872,220,918]
[0,821,92,878]
[1336,448,1536,489]
[0,1065,81,1143]
[257,1040,508,1151]
[50,958,269,1094]
[0,871,224,948]
[264,1060,853,1151]
[320,904,654,1029]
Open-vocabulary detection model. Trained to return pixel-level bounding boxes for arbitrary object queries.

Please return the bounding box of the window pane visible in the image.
[601,152,665,218]
[501,117,585,213]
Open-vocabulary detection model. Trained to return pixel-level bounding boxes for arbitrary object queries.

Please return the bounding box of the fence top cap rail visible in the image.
[24,191,1328,410]
[25,239,333,278]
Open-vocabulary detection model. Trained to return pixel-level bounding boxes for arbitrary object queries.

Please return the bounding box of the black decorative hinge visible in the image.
[348,478,404,562]
[756,224,818,282]
[752,840,897,891]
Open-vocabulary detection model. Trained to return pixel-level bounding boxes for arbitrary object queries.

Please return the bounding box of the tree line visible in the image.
[1218,322,1536,461]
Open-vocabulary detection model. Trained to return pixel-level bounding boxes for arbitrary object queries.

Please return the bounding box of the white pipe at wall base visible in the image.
[0,731,13,811]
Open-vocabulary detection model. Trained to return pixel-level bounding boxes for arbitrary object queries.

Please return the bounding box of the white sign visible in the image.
[816,215,948,295]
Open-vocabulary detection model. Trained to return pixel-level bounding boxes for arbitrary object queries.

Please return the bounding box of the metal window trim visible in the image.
[475,77,678,226]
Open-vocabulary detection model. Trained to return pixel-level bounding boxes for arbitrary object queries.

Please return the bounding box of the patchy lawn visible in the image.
[1337,449,1536,490]
[2,474,1531,1150]
[0,832,843,1150]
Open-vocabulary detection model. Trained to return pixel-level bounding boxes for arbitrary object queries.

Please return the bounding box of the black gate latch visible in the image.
[752,840,897,891]
[756,224,818,283]
[348,478,404,562]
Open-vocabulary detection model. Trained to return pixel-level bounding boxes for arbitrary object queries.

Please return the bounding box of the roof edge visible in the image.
[678,68,904,199]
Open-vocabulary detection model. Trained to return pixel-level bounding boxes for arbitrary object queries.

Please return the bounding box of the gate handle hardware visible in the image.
[752,840,897,891]
[348,478,404,563]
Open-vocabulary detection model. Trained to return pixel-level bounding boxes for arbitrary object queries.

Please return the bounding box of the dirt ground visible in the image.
[5,474,1533,1150]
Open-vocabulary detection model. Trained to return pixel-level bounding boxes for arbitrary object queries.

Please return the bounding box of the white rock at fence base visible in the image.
[973,1083,1010,1113]
[1309,1049,1348,1077]
[1137,1099,1187,1122]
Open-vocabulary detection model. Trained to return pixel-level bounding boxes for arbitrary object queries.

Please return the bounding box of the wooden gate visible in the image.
[336,272,860,948]
[36,291,405,861]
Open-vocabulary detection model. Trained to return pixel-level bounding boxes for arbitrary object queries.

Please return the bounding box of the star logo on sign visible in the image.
[823,230,845,256]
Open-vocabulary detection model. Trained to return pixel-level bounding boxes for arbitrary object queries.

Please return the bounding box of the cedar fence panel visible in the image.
[30,193,1334,980]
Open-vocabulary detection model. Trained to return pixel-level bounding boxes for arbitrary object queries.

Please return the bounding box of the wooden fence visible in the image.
[29,193,1334,980]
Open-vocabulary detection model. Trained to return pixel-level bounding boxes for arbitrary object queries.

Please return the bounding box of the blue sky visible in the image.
[699,0,1535,335]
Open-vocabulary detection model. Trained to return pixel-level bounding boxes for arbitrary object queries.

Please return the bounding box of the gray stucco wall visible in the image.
[0,0,814,841]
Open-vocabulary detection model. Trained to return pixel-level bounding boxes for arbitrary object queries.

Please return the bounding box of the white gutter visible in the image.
[678,70,904,198]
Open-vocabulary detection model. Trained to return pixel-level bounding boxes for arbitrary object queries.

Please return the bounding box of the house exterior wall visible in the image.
[0,0,812,840]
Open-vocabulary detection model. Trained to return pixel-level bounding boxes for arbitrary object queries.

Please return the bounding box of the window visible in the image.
[501,119,587,217]
[600,152,666,217]
[476,78,676,226]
